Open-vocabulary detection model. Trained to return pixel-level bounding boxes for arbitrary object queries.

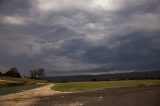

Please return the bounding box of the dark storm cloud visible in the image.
[0,0,160,76]
[0,0,31,16]
[82,31,160,65]
[116,0,160,15]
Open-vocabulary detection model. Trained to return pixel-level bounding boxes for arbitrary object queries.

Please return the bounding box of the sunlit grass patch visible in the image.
[52,80,160,92]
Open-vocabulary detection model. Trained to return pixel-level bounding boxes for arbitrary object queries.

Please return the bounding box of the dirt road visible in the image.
[0,84,62,106]
[34,85,160,106]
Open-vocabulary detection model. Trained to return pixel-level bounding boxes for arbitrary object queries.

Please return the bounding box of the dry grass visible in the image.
[0,76,48,87]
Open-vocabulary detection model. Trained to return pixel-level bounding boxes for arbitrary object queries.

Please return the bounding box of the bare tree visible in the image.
[30,68,45,79]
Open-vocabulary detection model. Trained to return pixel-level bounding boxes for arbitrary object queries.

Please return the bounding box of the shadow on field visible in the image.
[32,85,160,106]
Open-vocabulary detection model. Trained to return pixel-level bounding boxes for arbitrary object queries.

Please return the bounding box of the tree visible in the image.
[5,67,21,78]
[30,68,45,79]
[38,68,45,78]
[0,71,2,76]
[91,78,97,81]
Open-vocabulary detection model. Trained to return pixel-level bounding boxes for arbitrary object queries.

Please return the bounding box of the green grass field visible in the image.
[52,80,160,92]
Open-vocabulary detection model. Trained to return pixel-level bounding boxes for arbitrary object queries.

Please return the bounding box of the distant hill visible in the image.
[43,70,160,82]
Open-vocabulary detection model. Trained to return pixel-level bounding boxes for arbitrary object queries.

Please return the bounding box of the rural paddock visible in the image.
[34,85,160,106]
[0,84,160,106]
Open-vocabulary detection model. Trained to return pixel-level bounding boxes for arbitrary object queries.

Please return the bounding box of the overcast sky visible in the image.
[0,0,160,76]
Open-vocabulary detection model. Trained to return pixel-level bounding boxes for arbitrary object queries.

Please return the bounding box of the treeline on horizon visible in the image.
[0,67,45,80]
[1,67,160,82]
[45,70,160,83]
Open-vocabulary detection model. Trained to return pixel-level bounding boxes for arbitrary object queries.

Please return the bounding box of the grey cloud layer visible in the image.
[0,0,160,75]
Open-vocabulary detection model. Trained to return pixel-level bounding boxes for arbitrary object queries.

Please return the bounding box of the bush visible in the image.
[6,82,24,86]
[91,78,97,81]
[0,71,2,76]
